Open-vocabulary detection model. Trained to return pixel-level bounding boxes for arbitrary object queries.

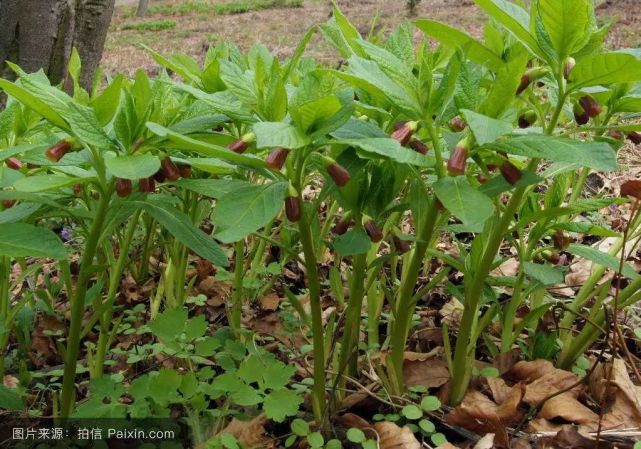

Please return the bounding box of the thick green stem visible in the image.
[337,252,367,377]
[297,198,327,424]
[449,182,529,406]
[59,191,111,417]
[501,271,525,353]
[230,240,244,333]
[0,256,10,377]
[387,199,439,394]
[92,211,141,378]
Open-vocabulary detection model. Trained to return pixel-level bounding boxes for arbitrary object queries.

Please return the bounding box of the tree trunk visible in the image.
[136,0,148,17]
[0,0,115,90]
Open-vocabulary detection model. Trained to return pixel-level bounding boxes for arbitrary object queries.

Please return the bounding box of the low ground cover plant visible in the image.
[1,0,641,448]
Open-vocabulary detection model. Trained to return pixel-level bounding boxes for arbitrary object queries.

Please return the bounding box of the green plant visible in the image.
[122,19,177,31]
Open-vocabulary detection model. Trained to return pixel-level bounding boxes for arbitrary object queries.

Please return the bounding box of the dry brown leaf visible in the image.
[3,375,19,389]
[403,358,450,390]
[472,434,495,449]
[446,384,524,433]
[198,277,230,303]
[373,422,421,449]
[486,377,514,405]
[508,360,581,406]
[538,393,599,429]
[336,413,374,431]
[259,293,280,311]
[590,358,641,429]
[440,297,464,330]
[216,414,272,449]
[436,444,461,449]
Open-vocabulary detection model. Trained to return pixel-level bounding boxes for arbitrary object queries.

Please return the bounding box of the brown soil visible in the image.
[103,0,640,77]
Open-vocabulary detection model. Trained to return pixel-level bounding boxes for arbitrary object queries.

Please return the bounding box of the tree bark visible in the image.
[136,0,148,17]
[0,0,115,90]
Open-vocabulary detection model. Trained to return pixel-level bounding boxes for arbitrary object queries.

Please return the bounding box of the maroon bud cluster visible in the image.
[5,157,22,170]
[393,235,411,254]
[391,121,418,146]
[409,139,429,155]
[607,130,624,140]
[364,219,383,243]
[573,104,589,125]
[161,157,181,181]
[326,161,351,187]
[265,147,290,170]
[116,178,133,198]
[447,145,468,176]
[518,110,537,129]
[627,132,641,145]
[139,177,156,193]
[2,199,16,209]
[449,117,467,132]
[500,161,523,186]
[579,96,602,118]
[45,141,72,162]
[333,217,352,235]
[285,196,301,222]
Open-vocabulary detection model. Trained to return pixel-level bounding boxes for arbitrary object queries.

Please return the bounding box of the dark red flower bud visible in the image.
[2,199,15,209]
[227,132,256,154]
[518,110,537,129]
[552,230,571,250]
[607,130,625,140]
[500,161,523,186]
[177,163,192,178]
[409,139,429,155]
[363,217,383,243]
[45,140,72,162]
[563,57,576,80]
[393,235,411,254]
[325,159,351,187]
[393,121,407,131]
[477,174,488,184]
[285,196,301,222]
[579,96,602,118]
[626,132,641,145]
[333,217,352,235]
[573,104,589,125]
[265,147,290,170]
[153,169,166,183]
[161,157,181,181]
[542,250,561,265]
[5,157,22,170]
[391,121,418,146]
[449,117,467,132]
[435,198,445,212]
[447,145,468,176]
[27,163,40,169]
[516,75,531,95]
[73,184,83,196]
[139,177,156,193]
[115,178,132,198]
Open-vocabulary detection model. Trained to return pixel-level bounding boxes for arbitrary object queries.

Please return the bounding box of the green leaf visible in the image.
[291,419,310,437]
[536,0,591,59]
[149,308,188,341]
[0,79,68,130]
[523,262,565,285]
[307,432,324,449]
[333,228,371,257]
[420,396,441,412]
[460,109,513,145]
[570,52,641,88]
[433,177,494,231]
[263,389,303,422]
[146,122,265,168]
[13,174,89,193]
[486,136,618,172]
[567,244,639,279]
[479,367,500,378]
[326,439,343,449]
[252,122,310,149]
[334,138,432,167]
[401,404,423,420]
[136,199,228,267]
[0,385,23,410]
[0,223,67,259]
[346,428,365,443]
[419,419,435,433]
[148,369,182,406]
[431,433,448,446]
[473,0,542,57]
[214,181,288,243]
[91,75,123,126]
[415,20,503,70]
[105,153,161,180]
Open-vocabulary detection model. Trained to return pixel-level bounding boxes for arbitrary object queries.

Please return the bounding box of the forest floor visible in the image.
[104,0,641,77]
